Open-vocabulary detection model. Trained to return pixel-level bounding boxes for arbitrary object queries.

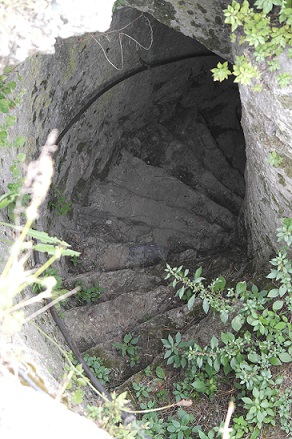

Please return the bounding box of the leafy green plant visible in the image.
[0,153,30,220]
[164,218,292,438]
[140,412,167,439]
[70,255,80,266]
[132,381,152,402]
[74,280,103,305]
[0,66,26,148]
[268,151,283,167]
[48,186,72,216]
[87,391,141,438]
[167,408,195,439]
[114,333,141,367]
[83,354,111,385]
[155,366,166,381]
[161,332,190,368]
[32,267,63,294]
[211,0,292,88]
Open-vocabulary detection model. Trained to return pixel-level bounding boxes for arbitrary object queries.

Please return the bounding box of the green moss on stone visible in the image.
[77,142,86,153]
[277,173,286,186]
[197,4,207,14]
[202,28,221,52]
[278,95,292,110]
[281,156,292,179]
[153,0,176,26]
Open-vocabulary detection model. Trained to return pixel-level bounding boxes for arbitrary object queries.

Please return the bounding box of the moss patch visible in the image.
[153,0,176,26]
[277,173,286,186]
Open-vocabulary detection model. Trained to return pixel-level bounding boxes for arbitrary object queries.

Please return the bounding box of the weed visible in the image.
[32,267,63,294]
[211,1,292,89]
[74,280,103,305]
[132,381,152,402]
[48,186,72,216]
[161,332,190,368]
[70,255,80,266]
[167,408,196,438]
[114,333,141,367]
[82,354,111,385]
[268,151,283,168]
[0,66,26,148]
[163,218,292,438]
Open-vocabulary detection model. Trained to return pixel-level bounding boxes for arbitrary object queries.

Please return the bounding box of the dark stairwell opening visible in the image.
[46,7,246,278]
[41,7,247,377]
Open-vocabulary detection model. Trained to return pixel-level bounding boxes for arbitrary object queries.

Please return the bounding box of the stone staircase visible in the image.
[58,105,247,388]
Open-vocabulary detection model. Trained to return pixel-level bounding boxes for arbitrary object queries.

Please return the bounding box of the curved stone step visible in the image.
[62,285,177,352]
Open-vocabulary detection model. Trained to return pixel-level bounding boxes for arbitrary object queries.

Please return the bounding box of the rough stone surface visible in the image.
[0,0,114,72]
[0,373,111,439]
[62,285,176,351]
[0,2,291,435]
[125,0,232,60]
[239,51,292,260]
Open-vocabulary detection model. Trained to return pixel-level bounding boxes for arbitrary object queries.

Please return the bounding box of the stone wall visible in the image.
[0,1,291,436]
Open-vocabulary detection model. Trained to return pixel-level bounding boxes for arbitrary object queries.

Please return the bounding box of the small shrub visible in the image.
[164,218,292,438]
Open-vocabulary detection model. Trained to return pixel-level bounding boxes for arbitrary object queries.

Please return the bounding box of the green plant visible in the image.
[48,186,72,216]
[70,255,80,266]
[74,280,103,304]
[32,267,63,294]
[114,333,141,367]
[211,0,292,89]
[140,412,167,439]
[161,332,190,368]
[167,408,196,439]
[132,381,152,402]
[86,392,141,438]
[0,66,26,148]
[268,151,284,167]
[164,218,292,438]
[112,0,126,12]
[82,354,111,385]
[0,153,30,220]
